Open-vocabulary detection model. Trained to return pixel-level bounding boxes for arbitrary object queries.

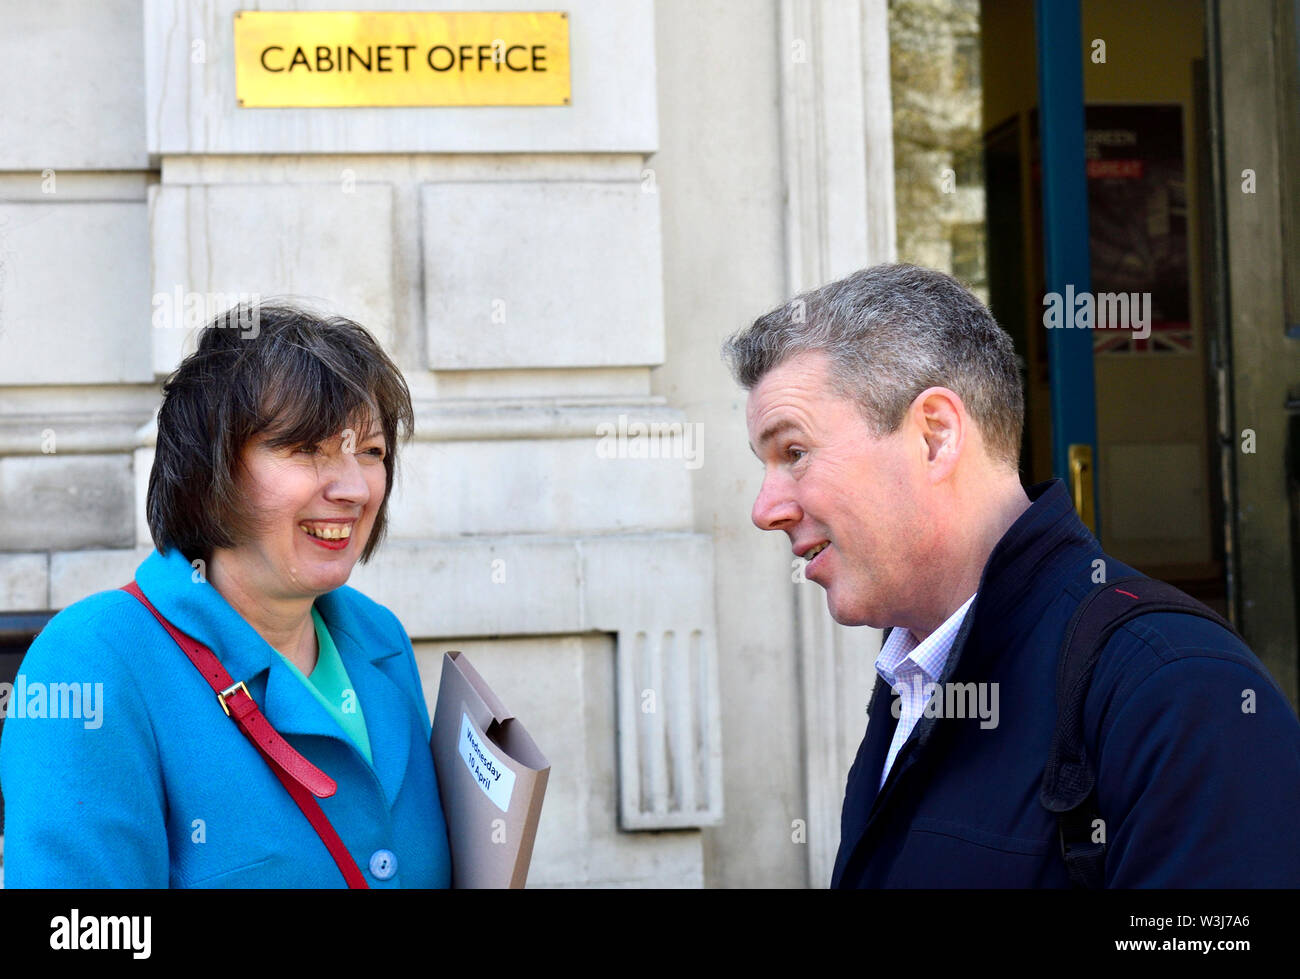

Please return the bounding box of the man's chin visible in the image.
[824,591,888,629]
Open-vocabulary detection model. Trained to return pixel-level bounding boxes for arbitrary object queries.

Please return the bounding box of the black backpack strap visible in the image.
[1039,574,1239,888]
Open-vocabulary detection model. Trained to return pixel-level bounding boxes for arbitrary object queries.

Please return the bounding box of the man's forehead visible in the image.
[751,349,834,395]
[746,353,832,427]
[746,392,820,458]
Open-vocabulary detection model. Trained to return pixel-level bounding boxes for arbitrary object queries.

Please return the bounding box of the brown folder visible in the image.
[430,650,550,888]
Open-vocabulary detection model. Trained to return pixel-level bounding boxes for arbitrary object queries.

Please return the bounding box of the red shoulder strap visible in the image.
[121,580,370,889]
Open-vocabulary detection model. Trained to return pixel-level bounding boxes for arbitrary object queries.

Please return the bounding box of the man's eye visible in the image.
[296,444,321,455]
[786,446,806,463]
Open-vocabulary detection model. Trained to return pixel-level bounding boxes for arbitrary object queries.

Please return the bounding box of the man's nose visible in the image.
[752,470,801,531]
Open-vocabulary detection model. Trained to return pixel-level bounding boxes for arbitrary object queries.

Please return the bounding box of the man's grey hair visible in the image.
[722,263,1024,469]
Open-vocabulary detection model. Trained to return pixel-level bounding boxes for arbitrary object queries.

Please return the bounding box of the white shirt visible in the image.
[874,593,977,789]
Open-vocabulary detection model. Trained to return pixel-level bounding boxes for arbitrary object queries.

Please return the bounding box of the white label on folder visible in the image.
[458,712,516,813]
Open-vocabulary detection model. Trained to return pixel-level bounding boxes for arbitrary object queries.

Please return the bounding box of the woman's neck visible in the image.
[207,551,319,674]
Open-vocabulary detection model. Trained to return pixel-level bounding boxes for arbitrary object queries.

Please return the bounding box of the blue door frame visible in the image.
[1035,0,1101,536]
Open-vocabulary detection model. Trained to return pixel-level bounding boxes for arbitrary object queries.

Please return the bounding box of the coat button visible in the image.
[369,849,398,881]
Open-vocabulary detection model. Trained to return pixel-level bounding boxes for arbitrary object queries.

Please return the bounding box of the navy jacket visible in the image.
[831,479,1300,887]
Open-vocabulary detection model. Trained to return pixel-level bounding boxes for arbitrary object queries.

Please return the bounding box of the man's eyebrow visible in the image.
[752,419,801,455]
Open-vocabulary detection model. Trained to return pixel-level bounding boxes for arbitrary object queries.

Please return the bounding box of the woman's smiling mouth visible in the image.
[299,520,354,549]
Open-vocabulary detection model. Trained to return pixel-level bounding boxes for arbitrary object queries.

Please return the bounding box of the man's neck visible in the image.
[909,592,976,646]
[911,475,1032,641]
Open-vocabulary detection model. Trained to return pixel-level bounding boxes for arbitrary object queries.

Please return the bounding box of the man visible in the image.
[723,263,1300,887]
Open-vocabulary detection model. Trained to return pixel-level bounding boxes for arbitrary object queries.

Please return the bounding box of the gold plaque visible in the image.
[233,10,571,107]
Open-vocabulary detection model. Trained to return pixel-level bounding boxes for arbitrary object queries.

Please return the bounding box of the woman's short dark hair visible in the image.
[147,302,414,565]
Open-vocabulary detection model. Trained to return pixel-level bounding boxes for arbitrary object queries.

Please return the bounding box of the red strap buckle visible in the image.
[217,680,251,717]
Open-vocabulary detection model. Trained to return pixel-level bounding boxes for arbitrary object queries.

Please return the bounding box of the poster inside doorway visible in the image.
[1029,103,1193,356]
[1084,104,1192,355]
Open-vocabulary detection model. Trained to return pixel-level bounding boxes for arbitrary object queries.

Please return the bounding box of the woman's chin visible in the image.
[293,548,359,590]
[308,556,357,584]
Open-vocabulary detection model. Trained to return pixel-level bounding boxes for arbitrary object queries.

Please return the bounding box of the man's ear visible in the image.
[911,387,965,479]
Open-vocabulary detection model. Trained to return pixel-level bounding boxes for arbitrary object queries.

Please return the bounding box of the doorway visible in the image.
[981,0,1229,613]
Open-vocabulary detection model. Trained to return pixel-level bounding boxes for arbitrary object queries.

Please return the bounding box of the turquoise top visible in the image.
[275,606,373,766]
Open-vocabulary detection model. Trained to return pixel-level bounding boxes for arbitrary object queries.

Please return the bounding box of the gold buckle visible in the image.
[218,680,250,717]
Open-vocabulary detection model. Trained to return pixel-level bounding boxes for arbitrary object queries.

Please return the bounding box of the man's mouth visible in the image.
[804,541,830,562]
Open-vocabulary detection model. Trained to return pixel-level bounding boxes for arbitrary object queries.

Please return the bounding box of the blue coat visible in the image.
[0,546,452,888]
[831,479,1300,887]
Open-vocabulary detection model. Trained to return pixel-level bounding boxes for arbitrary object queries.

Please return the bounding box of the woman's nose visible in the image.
[322,448,371,504]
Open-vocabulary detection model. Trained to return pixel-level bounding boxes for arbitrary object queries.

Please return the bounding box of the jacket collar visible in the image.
[878,478,1090,776]
[960,477,1095,632]
[833,478,1098,883]
[134,547,413,805]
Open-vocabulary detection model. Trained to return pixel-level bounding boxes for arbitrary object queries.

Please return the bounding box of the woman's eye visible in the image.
[296,444,321,455]
[364,447,385,459]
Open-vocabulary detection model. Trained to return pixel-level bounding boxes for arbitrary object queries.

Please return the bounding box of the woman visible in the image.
[0,303,451,887]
